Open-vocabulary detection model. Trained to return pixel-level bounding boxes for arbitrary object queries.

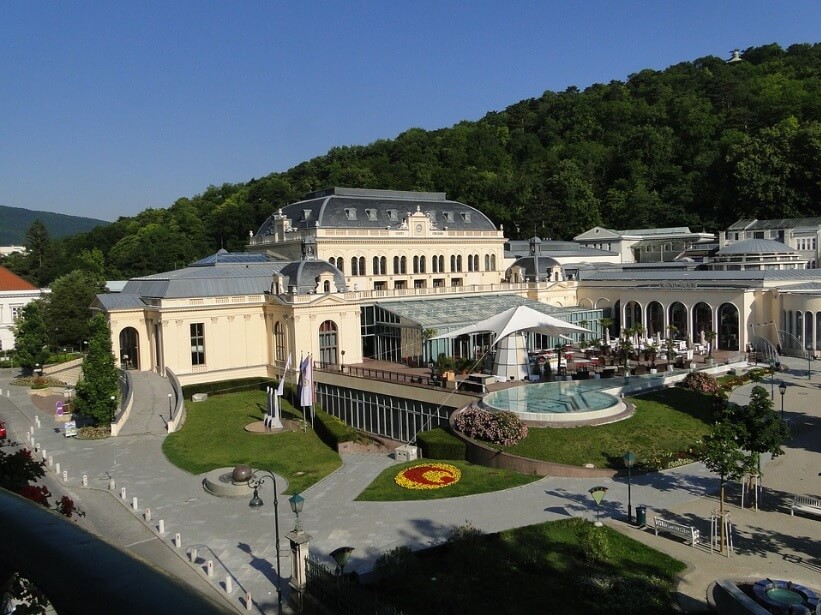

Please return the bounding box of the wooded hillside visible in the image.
[15,43,821,283]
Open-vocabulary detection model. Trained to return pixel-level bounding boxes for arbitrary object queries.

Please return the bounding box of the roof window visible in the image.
[365,208,377,221]
[460,212,472,222]
[443,211,454,222]
[387,209,399,222]
[344,208,357,220]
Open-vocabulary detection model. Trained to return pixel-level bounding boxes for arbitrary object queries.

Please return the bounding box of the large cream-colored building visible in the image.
[93,189,821,386]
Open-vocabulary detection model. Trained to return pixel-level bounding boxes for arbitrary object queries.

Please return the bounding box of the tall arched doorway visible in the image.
[692,302,713,340]
[647,301,664,338]
[669,302,687,339]
[118,327,140,370]
[718,303,739,350]
[319,320,339,366]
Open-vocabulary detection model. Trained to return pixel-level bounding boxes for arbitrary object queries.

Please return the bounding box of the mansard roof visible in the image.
[255,187,497,235]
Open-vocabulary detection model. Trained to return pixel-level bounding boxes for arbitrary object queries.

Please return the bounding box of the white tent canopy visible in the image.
[431,305,592,346]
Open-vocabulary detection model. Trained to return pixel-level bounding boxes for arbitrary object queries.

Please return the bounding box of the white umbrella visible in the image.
[431,305,593,346]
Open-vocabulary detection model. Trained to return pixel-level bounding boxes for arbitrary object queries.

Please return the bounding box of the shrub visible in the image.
[453,406,528,446]
[416,427,466,460]
[681,372,719,395]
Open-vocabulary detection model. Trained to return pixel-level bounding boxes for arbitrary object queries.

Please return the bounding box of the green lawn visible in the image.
[162,390,342,493]
[504,387,714,470]
[356,460,540,501]
[369,517,687,614]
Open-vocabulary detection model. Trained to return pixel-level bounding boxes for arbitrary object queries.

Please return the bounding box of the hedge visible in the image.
[181,377,276,399]
[416,427,466,460]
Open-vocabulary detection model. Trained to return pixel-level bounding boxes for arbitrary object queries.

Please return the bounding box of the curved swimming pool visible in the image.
[481,380,626,423]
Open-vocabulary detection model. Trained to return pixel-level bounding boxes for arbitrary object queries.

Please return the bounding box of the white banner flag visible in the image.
[276,354,291,397]
[299,355,313,407]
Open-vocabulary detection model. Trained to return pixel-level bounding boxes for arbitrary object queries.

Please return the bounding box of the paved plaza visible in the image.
[0,357,818,613]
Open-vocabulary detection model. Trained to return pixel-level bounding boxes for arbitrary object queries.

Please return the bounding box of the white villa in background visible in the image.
[93,189,821,386]
[573,226,716,264]
[720,218,821,268]
[0,246,27,257]
[0,266,47,351]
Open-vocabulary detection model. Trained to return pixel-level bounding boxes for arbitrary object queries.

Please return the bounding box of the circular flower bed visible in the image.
[395,463,462,490]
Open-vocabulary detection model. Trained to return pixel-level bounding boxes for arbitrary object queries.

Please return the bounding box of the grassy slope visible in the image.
[162,390,342,494]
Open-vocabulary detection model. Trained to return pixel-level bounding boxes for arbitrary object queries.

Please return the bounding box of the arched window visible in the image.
[393,256,400,274]
[336,258,343,273]
[490,254,496,270]
[400,256,407,274]
[350,257,359,275]
[413,255,420,274]
[358,257,366,276]
[485,254,491,270]
[319,320,338,366]
[419,255,426,273]
[380,256,386,274]
[439,255,445,272]
[456,255,463,272]
[323,280,330,292]
[373,256,380,274]
[274,321,286,364]
[328,257,335,269]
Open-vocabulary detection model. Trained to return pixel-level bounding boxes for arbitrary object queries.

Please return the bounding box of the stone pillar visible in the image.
[287,530,312,592]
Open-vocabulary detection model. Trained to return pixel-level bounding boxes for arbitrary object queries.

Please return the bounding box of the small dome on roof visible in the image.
[716,238,796,255]
[278,259,346,294]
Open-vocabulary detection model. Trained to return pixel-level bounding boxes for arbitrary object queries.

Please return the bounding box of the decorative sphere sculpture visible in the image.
[232,464,253,484]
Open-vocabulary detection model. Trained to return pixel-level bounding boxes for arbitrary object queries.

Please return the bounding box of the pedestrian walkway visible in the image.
[0,358,818,613]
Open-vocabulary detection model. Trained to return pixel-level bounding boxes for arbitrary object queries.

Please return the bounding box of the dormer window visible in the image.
[387,209,399,222]
[365,208,377,221]
[443,211,454,223]
[460,212,472,222]
[302,209,312,221]
[344,208,357,220]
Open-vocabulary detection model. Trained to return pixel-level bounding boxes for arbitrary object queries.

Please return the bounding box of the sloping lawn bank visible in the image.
[504,387,714,470]
[163,390,341,493]
[368,517,686,614]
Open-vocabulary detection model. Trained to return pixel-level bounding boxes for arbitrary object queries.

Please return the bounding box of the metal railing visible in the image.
[306,558,402,615]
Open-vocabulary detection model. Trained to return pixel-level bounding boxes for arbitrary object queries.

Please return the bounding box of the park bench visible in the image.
[790,495,821,518]
[653,516,699,546]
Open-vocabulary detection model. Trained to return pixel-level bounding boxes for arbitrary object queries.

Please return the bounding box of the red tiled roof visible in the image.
[0,266,38,291]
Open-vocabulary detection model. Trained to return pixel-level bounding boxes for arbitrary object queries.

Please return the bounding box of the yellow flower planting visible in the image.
[395,463,462,490]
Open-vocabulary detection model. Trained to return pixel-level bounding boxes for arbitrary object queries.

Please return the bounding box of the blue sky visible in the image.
[2,1,819,221]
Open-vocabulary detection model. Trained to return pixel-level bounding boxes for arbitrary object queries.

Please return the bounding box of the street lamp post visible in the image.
[623,451,636,524]
[778,381,787,421]
[233,465,283,614]
[110,395,116,423]
[768,358,775,399]
[807,345,813,380]
[168,393,173,420]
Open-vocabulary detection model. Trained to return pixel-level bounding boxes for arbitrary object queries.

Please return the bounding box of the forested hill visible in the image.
[0,205,107,245]
[29,43,821,282]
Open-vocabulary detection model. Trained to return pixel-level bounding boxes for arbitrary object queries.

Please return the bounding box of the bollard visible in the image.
[62,470,67,482]
[144,508,151,522]
[47,455,52,467]
[158,519,165,534]
[206,560,214,578]
[245,592,253,611]
[82,474,88,487]
[225,576,233,594]
[132,497,138,510]
[109,479,116,491]
[190,548,198,563]
[120,487,127,500]
[174,533,181,549]
[55,462,60,475]
[35,415,40,428]
[30,426,34,435]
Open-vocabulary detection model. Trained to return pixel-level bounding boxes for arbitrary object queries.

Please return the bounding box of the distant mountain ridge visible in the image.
[0,205,108,245]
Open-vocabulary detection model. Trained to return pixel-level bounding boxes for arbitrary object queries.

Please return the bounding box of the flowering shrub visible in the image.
[395,463,461,490]
[681,372,719,395]
[453,406,528,446]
